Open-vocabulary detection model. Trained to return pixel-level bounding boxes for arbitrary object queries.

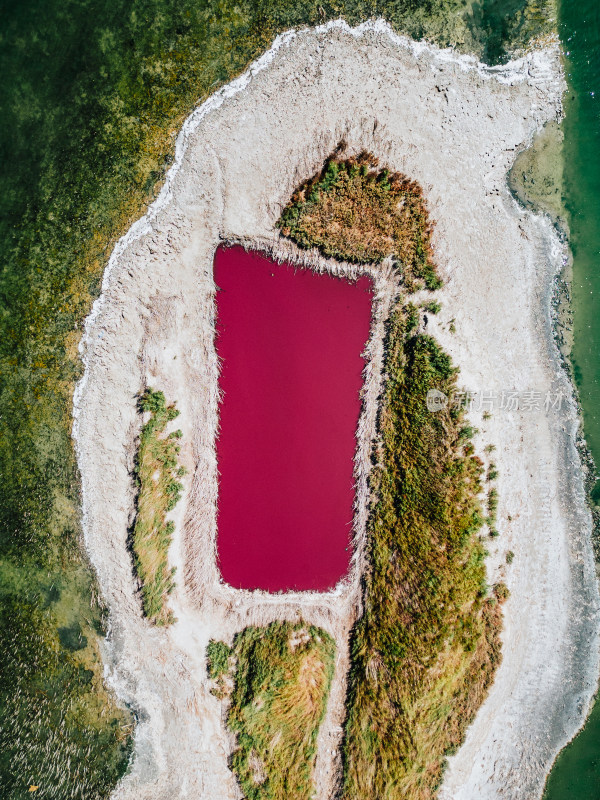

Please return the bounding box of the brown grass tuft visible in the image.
[211,621,336,800]
[278,153,440,291]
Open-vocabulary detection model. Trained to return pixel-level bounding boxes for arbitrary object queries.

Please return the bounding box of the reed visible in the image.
[278,153,440,291]
[208,621,335,800]
[340,303,504,800]
[131,388,185,625]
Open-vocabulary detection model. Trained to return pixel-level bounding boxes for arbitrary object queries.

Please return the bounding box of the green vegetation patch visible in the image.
[279,154,440,290]
[206,640,231,681]
[341,304,504,800]
[278,159,503,799]
[132,388,185,625]
[209,621,335,800]
[0,0,551,790]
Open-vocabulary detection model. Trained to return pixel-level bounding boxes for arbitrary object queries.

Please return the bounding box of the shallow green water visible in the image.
[560,2,600,460]
[543,1,600,797]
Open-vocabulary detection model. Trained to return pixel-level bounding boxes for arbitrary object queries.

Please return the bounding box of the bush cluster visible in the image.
[278,153,441,291]
[131,388,186,625]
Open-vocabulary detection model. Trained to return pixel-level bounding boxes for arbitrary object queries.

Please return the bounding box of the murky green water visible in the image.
[543,1,600,797]
[560,2,600,460]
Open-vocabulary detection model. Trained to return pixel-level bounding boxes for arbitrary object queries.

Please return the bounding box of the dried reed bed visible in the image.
[208,621,336,800]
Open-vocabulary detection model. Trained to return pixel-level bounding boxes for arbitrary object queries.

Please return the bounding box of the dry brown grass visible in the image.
[278,152,440,290]
[209,622,336,800]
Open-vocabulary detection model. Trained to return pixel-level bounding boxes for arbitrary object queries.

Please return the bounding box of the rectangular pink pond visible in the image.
[214,245,372,592]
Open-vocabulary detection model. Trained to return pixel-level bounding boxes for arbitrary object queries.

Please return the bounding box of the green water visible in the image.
[0,0,561,797]
[543,1,600,797]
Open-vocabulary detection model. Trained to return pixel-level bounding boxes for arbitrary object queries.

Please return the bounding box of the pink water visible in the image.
[214,246,372,592]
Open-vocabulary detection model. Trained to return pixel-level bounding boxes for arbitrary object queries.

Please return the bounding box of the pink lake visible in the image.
[214,245,372,592]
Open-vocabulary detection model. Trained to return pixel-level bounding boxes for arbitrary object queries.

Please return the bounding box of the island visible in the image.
[73,21,599,800]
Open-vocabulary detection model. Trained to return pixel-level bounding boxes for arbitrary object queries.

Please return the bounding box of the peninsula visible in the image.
[73,21,600,800]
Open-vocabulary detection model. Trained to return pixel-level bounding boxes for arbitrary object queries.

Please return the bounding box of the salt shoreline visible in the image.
[72,20,600,800]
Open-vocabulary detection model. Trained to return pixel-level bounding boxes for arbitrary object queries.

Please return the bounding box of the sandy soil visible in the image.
[72,20,600,800]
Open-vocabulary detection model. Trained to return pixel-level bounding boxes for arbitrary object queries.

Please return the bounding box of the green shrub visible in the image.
[494,582,510,602]
[459,425,479,441]
[423,300,442,314]
[131,388,186,625]
[206,640,231,680]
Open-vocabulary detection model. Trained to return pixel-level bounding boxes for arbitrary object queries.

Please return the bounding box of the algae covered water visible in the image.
[543,1,600,796]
